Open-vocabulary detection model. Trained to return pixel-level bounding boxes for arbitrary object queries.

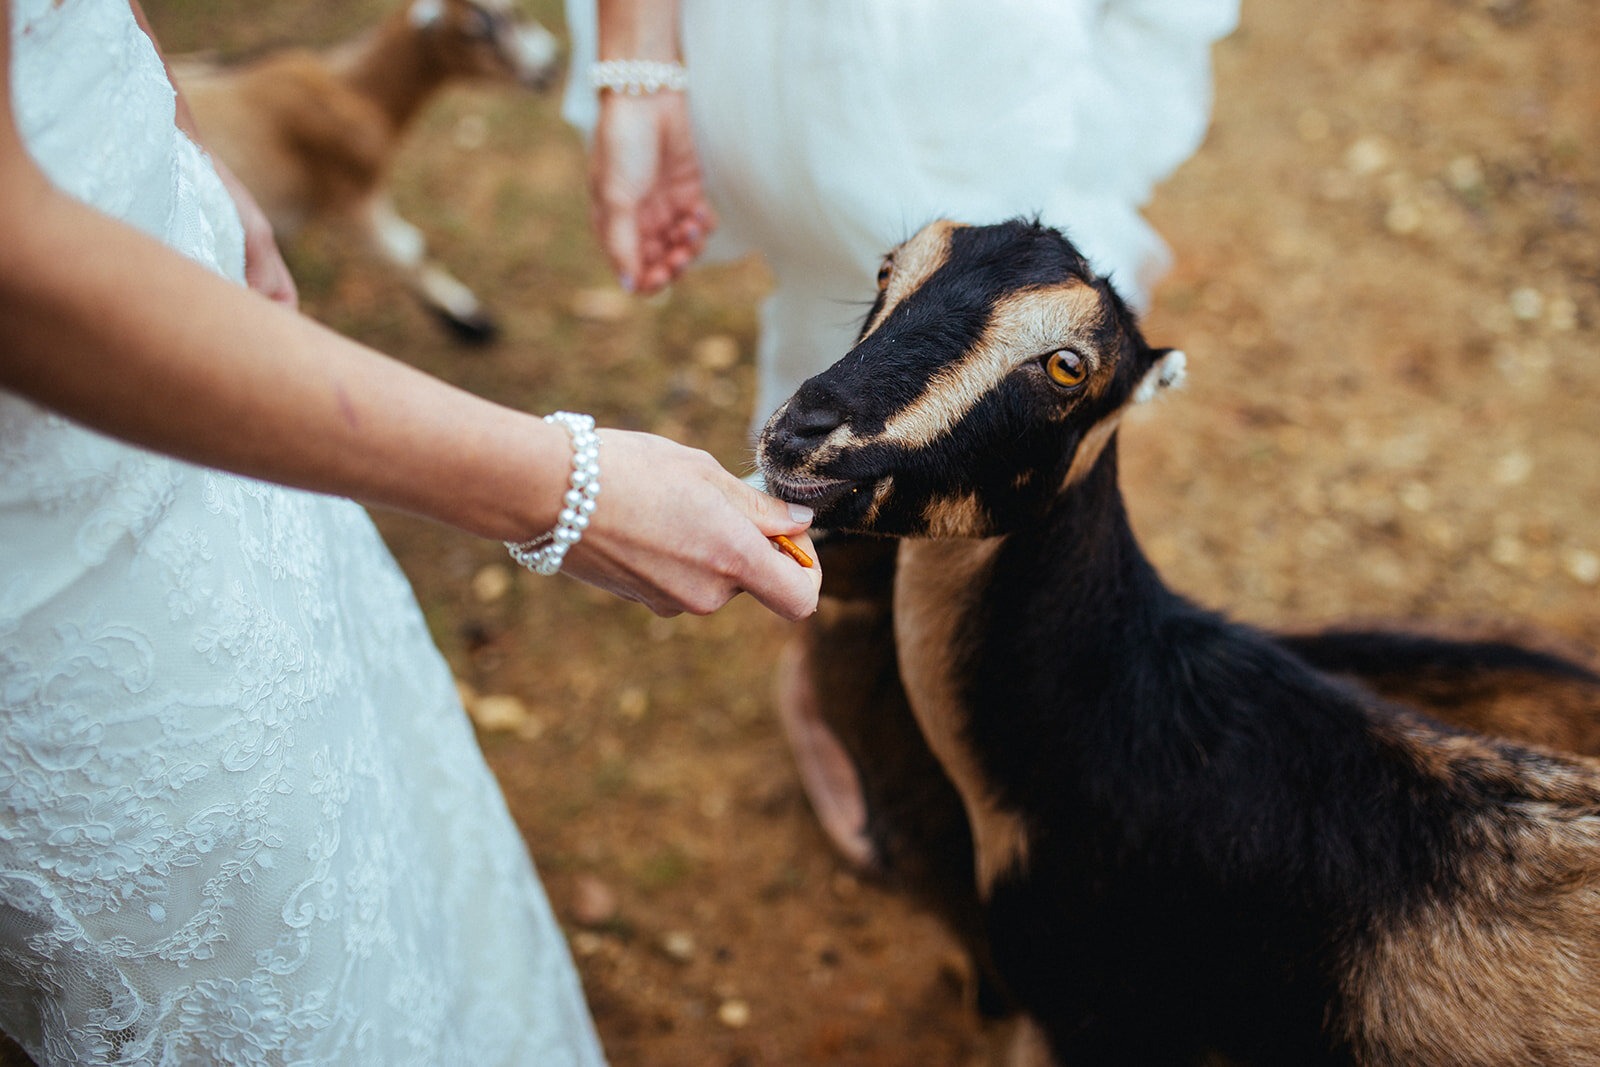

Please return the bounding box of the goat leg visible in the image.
[363,195,498,344]
[778,533,1011,1018]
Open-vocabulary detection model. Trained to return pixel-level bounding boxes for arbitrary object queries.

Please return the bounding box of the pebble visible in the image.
[1445,154,1484,193]
[1509,287,1543,321]
[616,686,649,721]
[570,288,633,323]
[1548,295,1578,332]
[571,874,619,927]
[692,334,741,371]
[471,563,512,603]
[717,998,751,1029]
[659,930,696,963]
[1491,451,1533,486]
[1563,548,1600,586]
[1384,197,1423,235]
[1398,481,1433,513]
[1360,550,1406,590]
[1345,136,1390,177]
[467,694,530,732]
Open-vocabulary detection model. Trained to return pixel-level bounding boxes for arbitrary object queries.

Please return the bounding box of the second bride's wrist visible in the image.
[590,58,687,95]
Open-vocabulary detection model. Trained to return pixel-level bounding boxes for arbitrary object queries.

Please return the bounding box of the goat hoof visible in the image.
[435,307,500,346]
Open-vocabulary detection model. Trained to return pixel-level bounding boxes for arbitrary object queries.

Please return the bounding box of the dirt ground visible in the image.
[39,0,1600,1063]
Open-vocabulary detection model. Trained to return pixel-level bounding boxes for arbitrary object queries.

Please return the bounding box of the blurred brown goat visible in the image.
[175,0,560,341]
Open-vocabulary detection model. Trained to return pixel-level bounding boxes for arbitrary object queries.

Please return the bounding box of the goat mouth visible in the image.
[761,469,862,511]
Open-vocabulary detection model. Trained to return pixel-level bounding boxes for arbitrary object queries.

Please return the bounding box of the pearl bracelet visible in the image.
[589,59,688,95]
[505,412,600,577]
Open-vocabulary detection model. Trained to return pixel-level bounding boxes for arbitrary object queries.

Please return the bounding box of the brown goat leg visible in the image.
[779,533,1010,1017]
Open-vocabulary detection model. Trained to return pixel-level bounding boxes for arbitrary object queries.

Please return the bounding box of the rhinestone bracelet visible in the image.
[505,412,600,576]
[589,59,688,95]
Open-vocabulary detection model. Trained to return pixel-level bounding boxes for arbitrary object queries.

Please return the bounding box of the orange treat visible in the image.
[772,534,814,568]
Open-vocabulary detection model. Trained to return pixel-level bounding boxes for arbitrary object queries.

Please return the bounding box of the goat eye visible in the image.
[875,258,893,290]
[1044,350,1088,388]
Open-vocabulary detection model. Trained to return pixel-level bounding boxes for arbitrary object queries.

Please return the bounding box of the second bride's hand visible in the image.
[589,91,714,295]
[557,429,820,621]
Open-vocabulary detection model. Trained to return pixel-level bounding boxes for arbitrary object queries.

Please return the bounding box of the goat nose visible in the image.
[782,403,845,444]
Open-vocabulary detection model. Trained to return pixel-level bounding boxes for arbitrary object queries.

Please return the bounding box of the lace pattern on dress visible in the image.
[2,2,604,1063]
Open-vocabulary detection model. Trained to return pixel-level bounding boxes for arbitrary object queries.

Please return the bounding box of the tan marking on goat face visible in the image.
[1340,715,1600,1065]
[1061,408,1124,490]
[1060,352,1188,490]
[877,281,1108,453]
[860,221,963,343]
[895,537,1029,896]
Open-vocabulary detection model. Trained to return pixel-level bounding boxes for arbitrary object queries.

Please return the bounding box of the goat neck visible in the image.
[330,3,461,133]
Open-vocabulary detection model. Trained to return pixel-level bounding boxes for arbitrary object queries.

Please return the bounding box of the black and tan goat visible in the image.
[758,218,1600,1066]
[174,0,560,341]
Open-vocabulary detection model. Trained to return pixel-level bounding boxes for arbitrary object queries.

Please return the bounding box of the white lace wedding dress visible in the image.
[564,0,1239,426]
[1,2,606,1064]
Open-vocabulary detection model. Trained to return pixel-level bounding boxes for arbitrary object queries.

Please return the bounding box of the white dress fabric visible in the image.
[564,0,1239,426]
[2,2,606,1064]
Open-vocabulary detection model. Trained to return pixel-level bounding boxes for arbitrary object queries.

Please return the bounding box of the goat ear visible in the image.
[1132,349,1187,405]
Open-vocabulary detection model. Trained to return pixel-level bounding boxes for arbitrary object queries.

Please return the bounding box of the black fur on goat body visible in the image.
[759,218,1600,1066]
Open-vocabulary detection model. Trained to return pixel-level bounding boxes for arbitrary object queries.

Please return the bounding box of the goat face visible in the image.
[408,0,560,90]
[758,219,1185,538]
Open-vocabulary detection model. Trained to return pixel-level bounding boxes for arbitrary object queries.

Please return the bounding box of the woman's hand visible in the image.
[212,157,298,308]
[560,429,820,620]
[588,91,714,294]
[122,0,297,309]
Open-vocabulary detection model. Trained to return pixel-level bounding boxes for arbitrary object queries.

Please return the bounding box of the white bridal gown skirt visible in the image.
[2,1,606,1063]
[565,0,1240,427]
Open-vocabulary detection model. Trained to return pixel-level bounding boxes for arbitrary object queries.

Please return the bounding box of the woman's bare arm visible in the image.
[0,0,818,619]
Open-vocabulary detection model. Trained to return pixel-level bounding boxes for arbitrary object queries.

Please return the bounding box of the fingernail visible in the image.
[620,273,635,293]
[788,503,813,524]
